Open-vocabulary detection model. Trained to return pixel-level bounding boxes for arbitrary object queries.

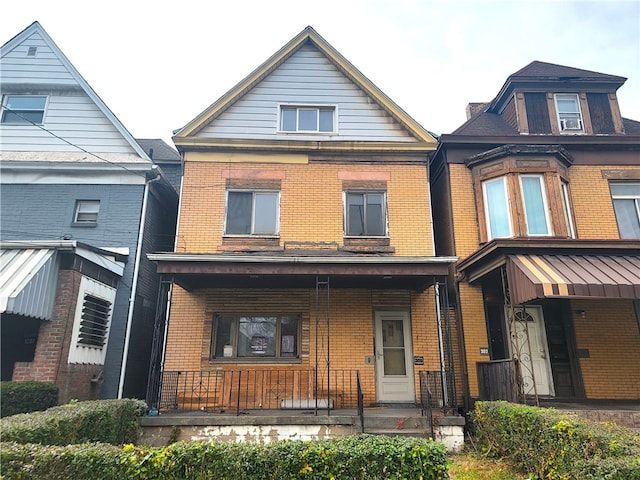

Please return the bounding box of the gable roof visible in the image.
[1,21,149,159]
[136,139,181,163]
[174,26,436,145]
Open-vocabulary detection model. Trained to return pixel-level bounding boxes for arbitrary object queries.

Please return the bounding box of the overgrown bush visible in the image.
[0,381,58,417]
[0,398,147,445]
[1,435,450,480]
[471,401,640,480]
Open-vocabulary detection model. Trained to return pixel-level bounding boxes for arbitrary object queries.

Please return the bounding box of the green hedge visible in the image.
[1,435,449,480]
[0,381,58,417]
[471,401,640,480]
[0,399,147,446]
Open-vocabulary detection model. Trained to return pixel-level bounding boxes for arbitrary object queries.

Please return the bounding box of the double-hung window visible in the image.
[73,200,100,225]
[611,183,640,238]
[520,175,551,235]
[345,191,387,236]
[280,105,335,133]
[212,314,299,359]
[225,190,279,235]
[1,95,47,124]
[554,94,584,133]
[482,177,512,239]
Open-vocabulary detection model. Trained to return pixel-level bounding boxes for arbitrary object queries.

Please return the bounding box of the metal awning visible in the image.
[0,248,58,320]
[507,254,640,304]
[148,252,457,291]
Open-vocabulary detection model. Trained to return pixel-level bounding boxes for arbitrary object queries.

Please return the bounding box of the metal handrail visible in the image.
[418,370,435,439]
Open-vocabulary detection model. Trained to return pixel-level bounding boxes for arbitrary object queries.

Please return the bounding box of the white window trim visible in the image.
[561,181,575,238]
[554,93,584,133]
[519,174,553,236]
[277,103,337,134]
[343,190,389,238]
[1,94,48,125]
[68,277,116,365]
[482,176,513,240]
[73,200,100,224]
[223,189,280,237]
[611,182,640,238]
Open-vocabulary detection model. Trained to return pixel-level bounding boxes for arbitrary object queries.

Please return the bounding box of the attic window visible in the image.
[1,95,47,124]
[554,94,584,133]
[27,46,37,56]
[280,105,335,133]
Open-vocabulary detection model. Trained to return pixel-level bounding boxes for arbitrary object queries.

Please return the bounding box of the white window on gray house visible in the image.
[280,105,335,132]
[611,183,640,238]
[345,191,387,236]
[554,94,584,133]
[225,190,279,235]
[1,95,47,124]
[73,200,100,225]
[68,277,116,365]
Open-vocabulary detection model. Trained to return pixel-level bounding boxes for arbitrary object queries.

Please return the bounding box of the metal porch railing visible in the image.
[158,369,361,415]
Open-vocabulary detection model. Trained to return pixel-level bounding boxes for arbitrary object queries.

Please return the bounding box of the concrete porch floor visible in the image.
[538,399,640,430]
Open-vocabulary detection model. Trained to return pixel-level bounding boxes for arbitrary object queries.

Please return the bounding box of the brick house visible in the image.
[148,27,458,412]
[430,61,640,406]
[1,22,178,402]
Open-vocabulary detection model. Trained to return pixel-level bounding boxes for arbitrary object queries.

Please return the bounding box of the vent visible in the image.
[27,46,37,56]
[78,294,111,348]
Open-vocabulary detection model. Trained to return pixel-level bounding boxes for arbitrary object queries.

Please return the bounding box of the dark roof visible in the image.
[623,118,640,135]
[451,111,519,136]
[136,139,181,163]
[510,61,627,83]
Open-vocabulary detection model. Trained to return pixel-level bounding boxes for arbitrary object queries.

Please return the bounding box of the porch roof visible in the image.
[147,252,456,291]
[457,239,640,304]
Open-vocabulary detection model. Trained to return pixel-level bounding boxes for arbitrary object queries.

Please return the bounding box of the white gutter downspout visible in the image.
[117,168,162,398]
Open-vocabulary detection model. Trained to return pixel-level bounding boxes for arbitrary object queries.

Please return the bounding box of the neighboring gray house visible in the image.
[0,21,178,402]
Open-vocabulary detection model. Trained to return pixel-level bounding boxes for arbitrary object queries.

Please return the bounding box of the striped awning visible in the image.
[507,254,640,304]
[0,248,58,320]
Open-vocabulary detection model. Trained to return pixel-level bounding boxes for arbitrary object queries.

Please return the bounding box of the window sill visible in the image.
[71,222,97,228]
[209,357,302,364]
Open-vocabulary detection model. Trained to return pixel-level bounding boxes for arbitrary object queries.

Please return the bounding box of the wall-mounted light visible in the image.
[575,309,586,318]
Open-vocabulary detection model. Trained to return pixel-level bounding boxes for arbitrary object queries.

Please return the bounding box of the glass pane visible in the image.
[226,192,252,234]
[281,108,296,131]
[238,317,276,357]
[253,192,278,234]
[298,109,317,131]
[214,317,235,357]
[6,96,46,110]
[613,199,640,238]
[366,193,384,235]
[521,176,549,235]
[319,109,333,132]
[1,111,44,124]
[556,96,579,113]
[382,320,406,375]
[280,316,298,357]
[611,183,640,196]
[484,178,511,238]
[347,193,364,235]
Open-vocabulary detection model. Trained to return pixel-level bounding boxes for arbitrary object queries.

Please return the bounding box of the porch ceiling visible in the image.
[148,253,456,291]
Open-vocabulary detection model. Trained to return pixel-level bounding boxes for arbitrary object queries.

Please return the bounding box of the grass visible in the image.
[448,451,528,480]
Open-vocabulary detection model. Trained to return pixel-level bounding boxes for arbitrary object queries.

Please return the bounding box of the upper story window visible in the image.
[611,183,640,238]
[1,95,47,124]
[225,190,279,236]
[73,200,100,225]
[280,105,335,133]
[482,177,512,239]
[344,191,387,237]
[520,175,552,235]
[554,94,584,133]
[212,314,299,360]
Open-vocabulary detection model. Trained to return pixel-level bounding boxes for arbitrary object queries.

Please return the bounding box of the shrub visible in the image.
[471,401,640,480]
[0,381,58,417]
[0,398,147,446]
[0,435,450,480]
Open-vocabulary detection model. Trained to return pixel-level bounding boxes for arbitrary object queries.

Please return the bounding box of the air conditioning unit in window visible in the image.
[560,118,583,131]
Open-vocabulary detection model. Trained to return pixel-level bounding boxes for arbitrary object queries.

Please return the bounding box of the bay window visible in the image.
[520,175,551,235]
[482,177,512,239]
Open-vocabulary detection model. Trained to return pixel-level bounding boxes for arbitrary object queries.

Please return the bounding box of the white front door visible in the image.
[374,311,415,402]
[508,306,555,397]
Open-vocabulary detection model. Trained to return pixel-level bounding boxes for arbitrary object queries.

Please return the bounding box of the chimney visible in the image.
[466,102,489,120]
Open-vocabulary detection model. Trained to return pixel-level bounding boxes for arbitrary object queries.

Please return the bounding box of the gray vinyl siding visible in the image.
[0,183,145,398]
[199,44,416,142]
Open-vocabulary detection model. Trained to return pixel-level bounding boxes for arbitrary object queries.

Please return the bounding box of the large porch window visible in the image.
[211,314,299,360]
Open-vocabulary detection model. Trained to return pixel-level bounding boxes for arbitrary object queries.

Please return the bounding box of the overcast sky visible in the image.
[3,0,639,146]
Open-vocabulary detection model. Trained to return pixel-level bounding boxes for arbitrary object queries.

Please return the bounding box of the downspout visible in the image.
[454,272,471,413]
[117,167,162,398]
